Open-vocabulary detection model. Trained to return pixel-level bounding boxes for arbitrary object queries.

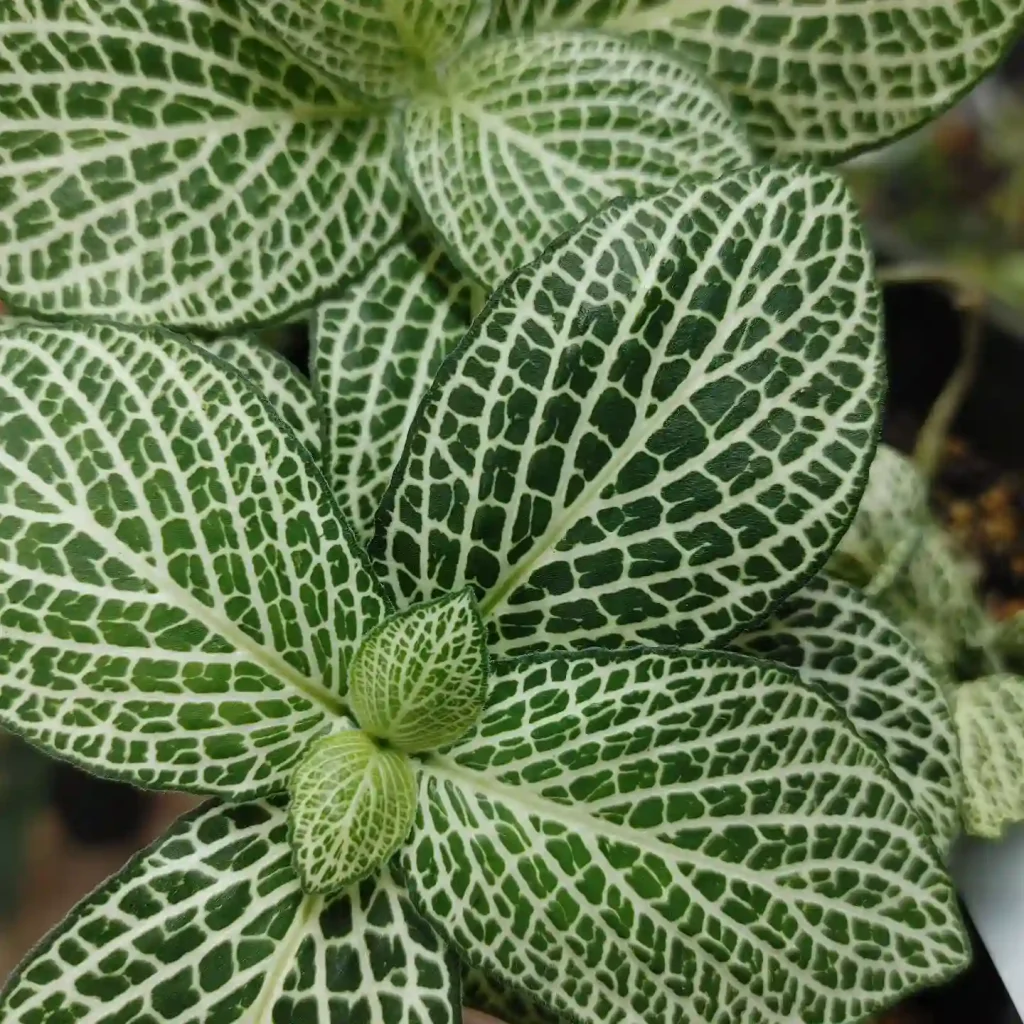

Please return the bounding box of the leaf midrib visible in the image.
[444,97,621,198]
[477,179,768,620]
[0,448,345,718]
[247,895,324,1021]
[423,753,766,884]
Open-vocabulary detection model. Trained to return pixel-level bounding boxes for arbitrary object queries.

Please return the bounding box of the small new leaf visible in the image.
[401,31,753,287]
[289,730,417,894]
[954,675,1024,838]
[350,590,489,753]
[406,648,968,1024]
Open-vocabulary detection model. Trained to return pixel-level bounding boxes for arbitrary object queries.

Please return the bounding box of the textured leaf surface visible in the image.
[405,648,968,1024]
[0,0,405,329]
[208,337,319,454]
[874,525,990,680]
[954,675,1024,838]
[0,322,388,796]
[827,444,927,594]
[461,967,563,1024]
[242,0,489,102]
[288,730,417,894]
[0,799,457,1024]
[995,611,1024,675]
[313,229,474,541]
[732,573,961,850]
[351,590,489,753]
[373,163,883,654]
[486,0,1024,161]
[401,31,753,288]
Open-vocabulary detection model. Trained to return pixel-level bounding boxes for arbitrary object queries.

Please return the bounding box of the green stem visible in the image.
[913,301,984,483]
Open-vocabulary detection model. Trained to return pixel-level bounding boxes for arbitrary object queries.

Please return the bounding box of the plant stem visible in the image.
[913,297,985,482]
[876,263,970,289]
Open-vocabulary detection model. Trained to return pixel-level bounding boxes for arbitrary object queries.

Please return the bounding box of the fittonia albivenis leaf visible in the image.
[0,153,974,1024]
[0,0,1021,326]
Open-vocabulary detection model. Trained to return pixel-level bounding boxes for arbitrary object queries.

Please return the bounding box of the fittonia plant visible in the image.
[0,0,1022,328]
[0,163,966,1024]
[830,443,1024,841]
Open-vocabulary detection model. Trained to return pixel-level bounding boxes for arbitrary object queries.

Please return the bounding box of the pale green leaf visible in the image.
[0,321,389,796]
[995,611,1024,675]
[208,337,319,455]
[0,0,405,330]
[313,228,475,541]
[350,589,489,753]
[954,674,1024,838]
[0,798,458,1024]
[731,573,962,851]
[486,0,1024,162]
[288,729,417,894]
[241,0,490,102]
[461,967,564,1024]
[373,163,883,654]
[405,648,968,1024]
[827,443,928,594]
[401,31,753,288]
[874,525,991,679]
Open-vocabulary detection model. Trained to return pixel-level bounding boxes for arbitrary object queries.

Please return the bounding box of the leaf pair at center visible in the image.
[289,590,489,894]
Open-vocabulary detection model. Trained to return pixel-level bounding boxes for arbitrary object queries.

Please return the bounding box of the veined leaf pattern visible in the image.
[405,648,968,1024]
[207,337,320,455]
[241,0,490,102]
[732,573,961,850]
[0,0,405,329]
[313,229,475,541]
[288,729,417,894]
[401,31,753,288]
[461,967,564,1024]
[373,163,883,654]
[486,0,1024,161]
[350,590,489,753]
[827,443,928,594]
[954,675,1024,838]
[0,322,388,796]
[0,799,457,1024]
[873,525,990,680]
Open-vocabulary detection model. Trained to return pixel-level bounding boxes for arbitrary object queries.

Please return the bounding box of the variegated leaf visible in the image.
[874,525,991,680]
[954,674,1024,838]
[731,573,961,850]
[461,967,564,1024]
[313,229,475,541]
[401,31,753,288]
[0,0,405,330]
[827,443,928,594]
[373,163,883,654]
[288,729,417,894]
[0,798,457,1024]
[486,0,1024,162]
[241,0,490,102]
[350,590,489,752]
[405,648,968,1024]
[208,337,319,454]
[995,611,1024,675]
[0,321,388,796]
